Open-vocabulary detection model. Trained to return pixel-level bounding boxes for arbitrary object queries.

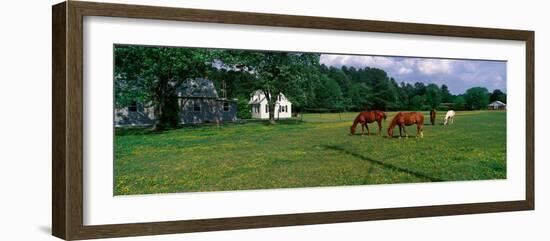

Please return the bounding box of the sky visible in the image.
[319,54,507,95]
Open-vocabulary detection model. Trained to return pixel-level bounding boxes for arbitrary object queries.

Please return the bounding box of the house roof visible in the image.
[248,90,265,104]
[248,90,292,105]
[488,101,506,106]
[177,78,219,98]
[249,99,261,105]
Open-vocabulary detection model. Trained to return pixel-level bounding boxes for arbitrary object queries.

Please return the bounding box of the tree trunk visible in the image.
[268,101,276,124]
[152,77,168,131]
[153,97,164,131]
[264,89,277,125]
[152,102,163,131]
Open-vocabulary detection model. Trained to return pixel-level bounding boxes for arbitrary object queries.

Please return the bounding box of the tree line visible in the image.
[115,46,506,129]
[307,65,506,112]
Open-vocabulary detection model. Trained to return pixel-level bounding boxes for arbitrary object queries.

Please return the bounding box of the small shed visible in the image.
[488,101,506,110]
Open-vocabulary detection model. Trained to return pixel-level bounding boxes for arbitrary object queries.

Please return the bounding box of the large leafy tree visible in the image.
[347,82,373,111]
[440,84,454,103]
[345,67,398,110]
[409,95,426,110]
[114,45,212,130]
[217,50,320,124]
[425,83,442,109]
[464,87,490,110]
[454,95,466,110]
[490,89,507,103]
[314,74,345,110]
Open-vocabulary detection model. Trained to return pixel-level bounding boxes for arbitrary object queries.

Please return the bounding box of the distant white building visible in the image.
[488,100,506,110]
[249,90,292,119]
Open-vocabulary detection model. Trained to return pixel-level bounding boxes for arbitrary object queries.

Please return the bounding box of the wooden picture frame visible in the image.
[52,1,534,240]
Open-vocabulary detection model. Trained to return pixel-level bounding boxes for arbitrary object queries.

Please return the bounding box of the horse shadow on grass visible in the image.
[349,133,382,136]
[322,145,443,182]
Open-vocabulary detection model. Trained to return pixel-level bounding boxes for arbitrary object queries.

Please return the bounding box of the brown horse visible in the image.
[387,112,424,138]
[430,109,436,125]
[349,110,387,136]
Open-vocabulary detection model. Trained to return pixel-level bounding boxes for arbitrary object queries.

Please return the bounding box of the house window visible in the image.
[128,101,137,112]
[223,102,230,112]
[265,105,268,113]
[193,103,201,112]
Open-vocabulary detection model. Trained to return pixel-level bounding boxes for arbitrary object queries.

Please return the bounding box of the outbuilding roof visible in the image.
[177,78,219,98]
[488,101,506,106]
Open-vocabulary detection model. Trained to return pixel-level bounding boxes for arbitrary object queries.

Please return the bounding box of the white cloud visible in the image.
[403,58,416,67]
[369,56,394,68]
[321,55,457,77]
[416,59,454,75]
[459,72,478,82]
[320,55,397,70]
[397,66,413,75]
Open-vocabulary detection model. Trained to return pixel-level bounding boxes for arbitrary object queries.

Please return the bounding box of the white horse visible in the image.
[444,110,455,125]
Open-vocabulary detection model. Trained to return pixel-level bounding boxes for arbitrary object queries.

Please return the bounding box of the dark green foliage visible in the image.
[414,82,427,96]
[490,89,507,103]
[464,87,490,110]
[347,83,372,111]
[314,74,345,110]
[440,84,454,103]
[409,95,425,110]
[236,96,252,119]
[425,84,442,109]
[454,95,466,110]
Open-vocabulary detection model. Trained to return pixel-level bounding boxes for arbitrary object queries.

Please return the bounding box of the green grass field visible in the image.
[114,110,506,195]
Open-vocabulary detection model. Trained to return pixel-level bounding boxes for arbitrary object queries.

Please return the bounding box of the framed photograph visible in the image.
[52,1,534,240]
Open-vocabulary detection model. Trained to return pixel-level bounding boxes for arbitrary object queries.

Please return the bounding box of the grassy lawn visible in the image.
[114,110,506,195]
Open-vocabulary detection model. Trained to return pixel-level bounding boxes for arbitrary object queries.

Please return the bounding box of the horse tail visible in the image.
[418,112,425,124]
[374,110,386,121]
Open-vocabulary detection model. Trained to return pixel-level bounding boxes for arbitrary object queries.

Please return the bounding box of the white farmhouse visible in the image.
[249,90,292,119]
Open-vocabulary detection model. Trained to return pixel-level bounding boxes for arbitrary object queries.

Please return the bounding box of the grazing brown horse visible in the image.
[387,112,424,138]
[349,110,387,136]
[430,109,436,125]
